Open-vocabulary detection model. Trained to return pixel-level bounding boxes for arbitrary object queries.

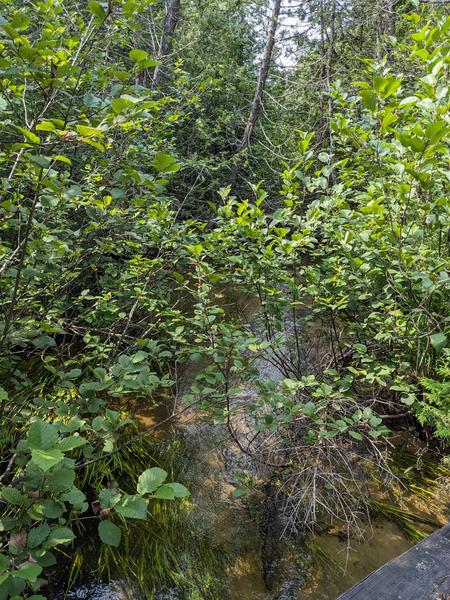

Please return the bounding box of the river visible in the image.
[64,288,450,599]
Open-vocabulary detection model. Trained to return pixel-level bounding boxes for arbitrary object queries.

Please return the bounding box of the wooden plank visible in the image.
[337,524,450,599]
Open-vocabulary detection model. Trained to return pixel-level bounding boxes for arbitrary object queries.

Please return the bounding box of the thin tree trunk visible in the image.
[318,0,335,148]
[325,0,336,156]
[229,0,282,185]
[152,0,181,89]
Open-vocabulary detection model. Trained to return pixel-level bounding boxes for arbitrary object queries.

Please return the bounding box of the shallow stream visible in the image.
[66,290,450,600]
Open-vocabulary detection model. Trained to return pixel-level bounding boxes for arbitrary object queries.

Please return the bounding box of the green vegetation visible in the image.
[0,0,449,597]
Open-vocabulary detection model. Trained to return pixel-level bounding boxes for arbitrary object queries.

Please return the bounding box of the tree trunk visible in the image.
[152,0,181,89]
[318,0,336,154]
[229,0,282,185]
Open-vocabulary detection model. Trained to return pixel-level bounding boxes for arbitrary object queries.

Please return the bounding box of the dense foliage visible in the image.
[0,0,449,597]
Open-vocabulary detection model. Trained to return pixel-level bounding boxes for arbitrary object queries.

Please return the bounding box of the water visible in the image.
[67,287,449,599]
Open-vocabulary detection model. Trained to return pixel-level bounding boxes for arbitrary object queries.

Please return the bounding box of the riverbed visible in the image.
[65,289,450,599]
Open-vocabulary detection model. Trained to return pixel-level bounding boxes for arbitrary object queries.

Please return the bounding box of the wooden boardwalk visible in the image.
[337,524,450,599]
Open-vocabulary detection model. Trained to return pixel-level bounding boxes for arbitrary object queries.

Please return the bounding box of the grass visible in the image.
[69,432,225,599]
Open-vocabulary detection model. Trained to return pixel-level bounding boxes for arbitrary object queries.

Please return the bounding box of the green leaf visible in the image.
[41,499,65,519]
[88,1,106,19]
[27,420,58,450]
[76,125,104,138]
[0,518,18,532]
[129,49,149,62]
[360,90,377,111]
[31,334,55,348]
[32,549,56,568]
[111,97,134,114]
[53,154,72,165]
[46,527,75,547]
[0,487,28,506]
[400,394,415,407]
[65,416,86,433]
[14,562,42,582]
[16,126,40,144]
[98,520,121,547]
[58,435,87,451]
[60,487,86,507]
[115,494,148,520]
[136,468,167,494]
[153,152,180,173]
[151,484,175,500]
[164,482,190,498]
[27,524,50,549]
[99,488,121,509]
[36,121,56,132]
[430,332,447,351]
[349,430,363,441]
[0,553,9,573]
[46,467,75,492]
[31,448,64,472]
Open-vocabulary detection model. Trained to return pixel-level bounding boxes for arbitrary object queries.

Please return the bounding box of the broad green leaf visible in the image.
[136,468,167,494]
[27,524,50,549]
[60,487,86,507]
[99,488,121,509]
[164,482,190,498]
[14,562,42,582]
[46,527,75,547]
[88,0,106,18]
[27,420,58,450]
[41,499,65,519]
[0,487,28,506]
[129,49,148,62]
[76,125,104,138]
[0,518,18,532]
[32,549,57,568]
[98,520,121,547]
[0,553,9,573]
[115,494,148,520]
[36,121,56,132]
[46,468,75,492]
[31,448,64,472]
[360,90,377,111]
[153,152,180,173]
[111,97,134,114]
[152,484,175,500]
[16,126,40,144]
[58,435,87,451]
[53,154,72,165]
[430,332,447,351]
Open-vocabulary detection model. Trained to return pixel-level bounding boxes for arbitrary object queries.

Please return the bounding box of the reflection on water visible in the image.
[300,520,412,599]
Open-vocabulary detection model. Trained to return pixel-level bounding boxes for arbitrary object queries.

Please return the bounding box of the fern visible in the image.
[418,354,450,439]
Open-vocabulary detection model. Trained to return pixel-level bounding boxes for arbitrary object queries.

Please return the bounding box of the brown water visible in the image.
[301,521,412,599]
[68,287,450,599]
